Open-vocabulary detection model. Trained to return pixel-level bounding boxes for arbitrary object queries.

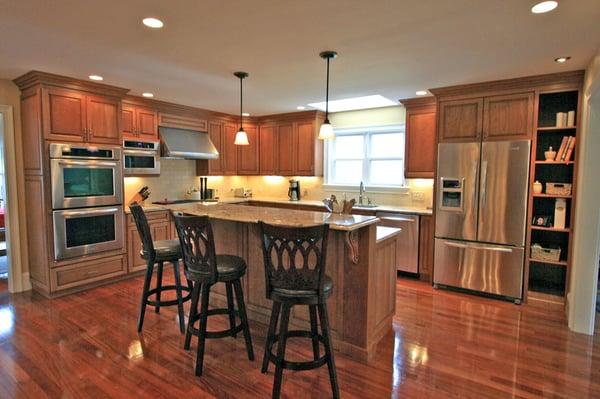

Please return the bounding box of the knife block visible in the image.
[127,192,146,206]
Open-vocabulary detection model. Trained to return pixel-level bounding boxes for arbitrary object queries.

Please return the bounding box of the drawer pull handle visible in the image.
[85,270,99,276]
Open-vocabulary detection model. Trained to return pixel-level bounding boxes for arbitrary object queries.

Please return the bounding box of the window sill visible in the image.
[322,184,411,195]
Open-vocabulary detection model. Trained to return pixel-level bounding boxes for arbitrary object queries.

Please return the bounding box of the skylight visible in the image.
[308,95,397,113]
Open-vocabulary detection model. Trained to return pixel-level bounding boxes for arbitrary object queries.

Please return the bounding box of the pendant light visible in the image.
[234,71,249,145]
[318,51,337,140]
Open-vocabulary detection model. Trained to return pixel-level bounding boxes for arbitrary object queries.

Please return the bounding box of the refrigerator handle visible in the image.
[480,160,488,216]
[444,240,513,253]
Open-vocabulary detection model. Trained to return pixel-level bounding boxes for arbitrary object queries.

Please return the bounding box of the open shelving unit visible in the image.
[525,88,581,306]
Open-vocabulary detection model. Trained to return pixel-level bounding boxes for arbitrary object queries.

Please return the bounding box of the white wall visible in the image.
[568,50,600,334]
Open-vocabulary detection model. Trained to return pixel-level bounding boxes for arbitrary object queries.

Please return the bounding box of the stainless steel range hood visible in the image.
[159,127,219,160]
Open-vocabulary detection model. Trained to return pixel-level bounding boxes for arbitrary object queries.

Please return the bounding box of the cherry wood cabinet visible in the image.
[41,87,121,145]
[401,98,436,178]
[483,92,534,140]
[222,123,239,175]
[158,112,207,132]
[259,124,277,175]
[126,211,170,273]
[122,104,158,141]
[237,124,259,175]
[296,120,317,175]
[276,122,295,175]
[438,97,483,142]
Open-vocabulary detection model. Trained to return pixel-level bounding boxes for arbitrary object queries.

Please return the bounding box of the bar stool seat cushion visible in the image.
[271,275,333,300]
[185,254,247,282]
[140,239,181,261]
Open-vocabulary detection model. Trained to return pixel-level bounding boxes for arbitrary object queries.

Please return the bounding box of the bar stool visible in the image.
[258,222,339,399]
[129,203,191,333]
[172,213,254,376]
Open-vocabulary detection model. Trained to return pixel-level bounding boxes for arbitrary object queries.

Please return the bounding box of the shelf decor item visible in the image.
[532,215,553,227]
[533,180,543,194]
[544,146,556,161]
[556,112,566,127]
[554,198,567,229]
[567,110,576,126]
[546,182,572,196]
[531,243,562,263]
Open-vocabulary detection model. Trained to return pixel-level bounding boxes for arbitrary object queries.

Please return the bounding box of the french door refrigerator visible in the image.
[433,140,531,303]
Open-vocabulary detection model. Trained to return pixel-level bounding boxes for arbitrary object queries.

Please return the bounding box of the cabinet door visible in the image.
[208,121,224,174]
[405,109,436,178]
[418,215,434,282]
[259,124,277,175]
[296,121,316,175]
[277,123,295,175]
[152,221,170,242]
[237,124,260,175]
[127,227,146,273]
[222,123,239,175]
[122,105,137,140]
[438,98,483,142]
[86,95,121,145]
[42,87,87,142]
[136,106,158,140]
[483,92,533,140]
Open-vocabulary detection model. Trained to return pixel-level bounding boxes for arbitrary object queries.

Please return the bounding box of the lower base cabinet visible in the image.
[50,254,127,293]
[418,215,434,282]
[126,210,171,273]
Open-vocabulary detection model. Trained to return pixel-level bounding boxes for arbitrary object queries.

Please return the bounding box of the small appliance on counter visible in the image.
[288,179,301,201]
[234,187,253,198]
[189,177,217,200]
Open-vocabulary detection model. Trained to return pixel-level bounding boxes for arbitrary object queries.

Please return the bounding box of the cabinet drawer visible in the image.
[127,210,169,225]
[51,255,126,291]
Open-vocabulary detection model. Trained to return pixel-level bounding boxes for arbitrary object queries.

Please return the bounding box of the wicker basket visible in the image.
[531,244,561,262]
[546,182,572,196]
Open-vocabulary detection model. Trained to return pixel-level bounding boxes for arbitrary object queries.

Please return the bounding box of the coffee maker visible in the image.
[288,179,300,201]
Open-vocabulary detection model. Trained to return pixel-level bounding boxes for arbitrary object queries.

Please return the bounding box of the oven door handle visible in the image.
[60,207,120,218]
[57,159,120,168]
[124,149,158,156]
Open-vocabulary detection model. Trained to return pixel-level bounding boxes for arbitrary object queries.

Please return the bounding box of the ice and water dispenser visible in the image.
[439,178,465,211]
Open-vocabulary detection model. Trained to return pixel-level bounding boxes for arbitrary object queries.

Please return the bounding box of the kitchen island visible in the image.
[163,202,399,362]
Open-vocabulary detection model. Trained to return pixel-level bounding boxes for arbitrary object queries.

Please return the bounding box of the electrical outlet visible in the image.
[412,191,425,202]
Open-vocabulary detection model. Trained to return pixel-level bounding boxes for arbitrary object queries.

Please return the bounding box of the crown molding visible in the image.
[13,70,129,97]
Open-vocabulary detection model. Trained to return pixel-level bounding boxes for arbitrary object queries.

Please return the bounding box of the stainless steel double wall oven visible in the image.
[50,143,124,260]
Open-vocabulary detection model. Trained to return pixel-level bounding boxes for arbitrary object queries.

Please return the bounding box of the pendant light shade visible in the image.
[318,51,337,140]
[233,71,249,146]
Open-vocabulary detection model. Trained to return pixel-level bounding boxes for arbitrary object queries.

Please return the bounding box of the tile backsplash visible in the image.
[124,159,433,209]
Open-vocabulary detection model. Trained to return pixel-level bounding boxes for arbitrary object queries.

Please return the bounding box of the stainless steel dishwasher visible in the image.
[376,212,419,273]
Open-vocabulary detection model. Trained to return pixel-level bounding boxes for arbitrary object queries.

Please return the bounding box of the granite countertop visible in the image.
[161,202,379,232]
[226,197,434,216]
[376,226,402,243]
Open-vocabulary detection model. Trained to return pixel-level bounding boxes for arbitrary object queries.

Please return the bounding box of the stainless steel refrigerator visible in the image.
[433,140,531,302]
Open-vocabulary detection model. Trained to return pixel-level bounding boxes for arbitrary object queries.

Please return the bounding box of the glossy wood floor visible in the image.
[0,274,598,398]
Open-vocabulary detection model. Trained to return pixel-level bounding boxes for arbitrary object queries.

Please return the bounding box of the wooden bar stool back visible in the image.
[129,203,191,333]
[173,213,254,376]
[258,222,339,399]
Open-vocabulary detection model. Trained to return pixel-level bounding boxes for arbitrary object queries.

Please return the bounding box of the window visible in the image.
[325,125,405,187]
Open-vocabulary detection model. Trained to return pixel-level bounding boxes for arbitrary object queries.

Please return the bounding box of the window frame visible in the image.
[324,124,407,190]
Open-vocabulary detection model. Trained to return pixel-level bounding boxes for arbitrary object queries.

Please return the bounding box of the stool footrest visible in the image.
[146,285,191,307]
[268,329,328,371]
[188,307,244,339]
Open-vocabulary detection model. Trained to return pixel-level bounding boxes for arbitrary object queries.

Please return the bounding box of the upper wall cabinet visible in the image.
[237,124,260,175]
[42,87,121,145]
[259,124,277,175]
[438,98,483,142]
[437,93,534,143]
[483,92,534,141]
[122,104,158,141]
[401,97,436,178]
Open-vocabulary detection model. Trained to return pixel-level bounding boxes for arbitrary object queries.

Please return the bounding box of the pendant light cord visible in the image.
[239,76,243,130]
[325,56,330,120]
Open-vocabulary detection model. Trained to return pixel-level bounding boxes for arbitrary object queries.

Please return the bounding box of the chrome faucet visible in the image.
[359,181,365,205]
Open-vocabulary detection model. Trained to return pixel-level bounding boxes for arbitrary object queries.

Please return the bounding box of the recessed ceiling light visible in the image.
[308,95,397,113]
[88,75,103,81]
[531,1,558,14]
[296,106,306,110]
[142,92,154,98]
[416,90,428,96]
[242,112,250,117]
[554,56,571,63]
[142,17,164,28]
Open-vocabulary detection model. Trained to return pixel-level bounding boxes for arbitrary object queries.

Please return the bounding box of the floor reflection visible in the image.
[0,306,14,337]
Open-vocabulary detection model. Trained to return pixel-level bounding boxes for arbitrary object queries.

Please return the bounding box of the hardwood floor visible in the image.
[0,274,598,398]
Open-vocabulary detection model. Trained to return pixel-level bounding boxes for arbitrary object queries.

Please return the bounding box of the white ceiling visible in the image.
[1,0,599,115]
